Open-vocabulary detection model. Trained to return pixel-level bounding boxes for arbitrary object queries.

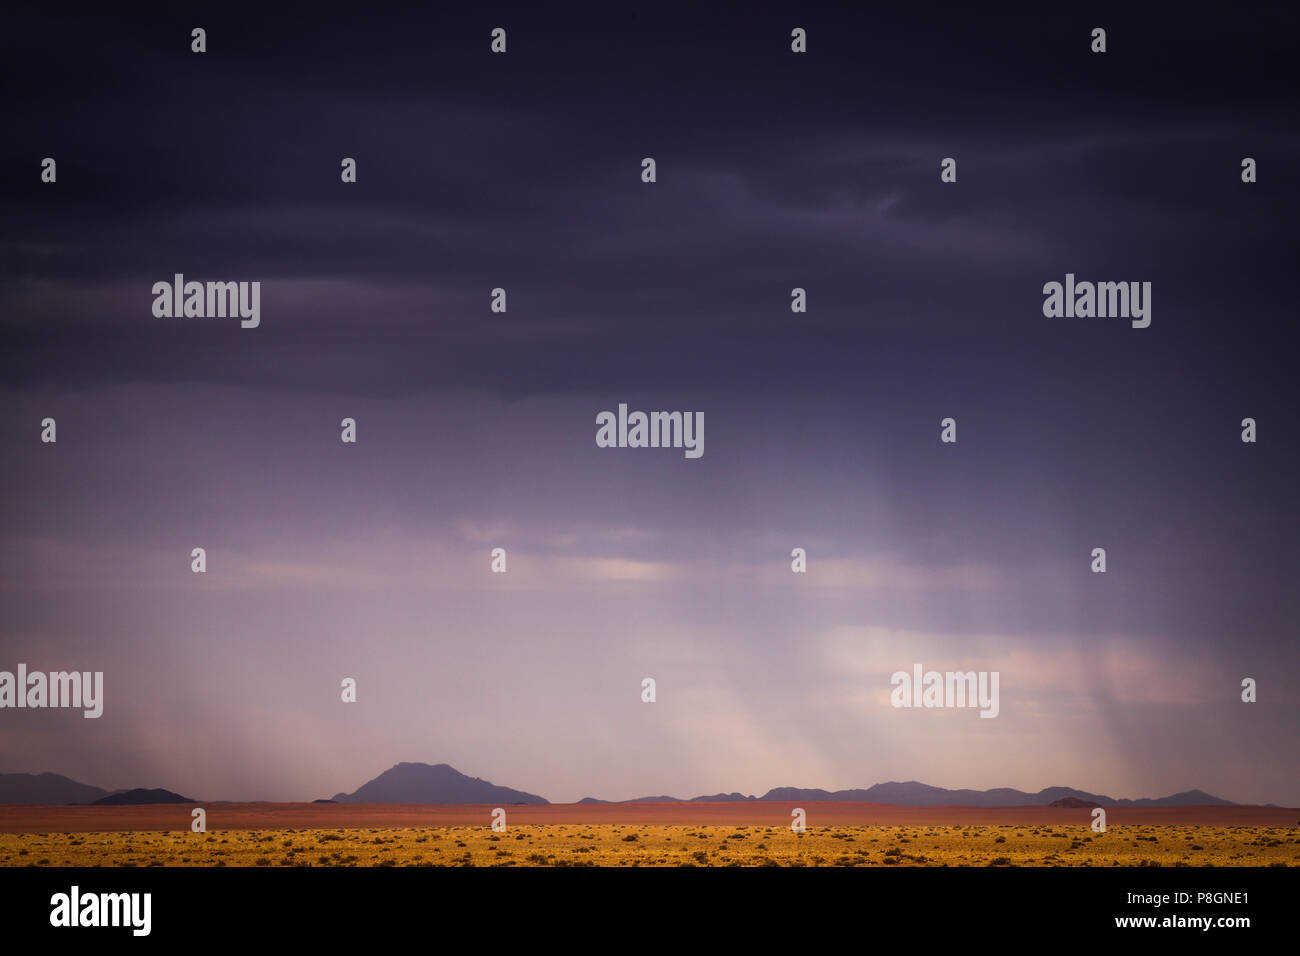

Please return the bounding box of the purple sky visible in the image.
[1,4,1297,804]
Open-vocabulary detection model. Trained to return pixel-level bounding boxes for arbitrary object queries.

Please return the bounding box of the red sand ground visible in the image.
[0,802,1294,834]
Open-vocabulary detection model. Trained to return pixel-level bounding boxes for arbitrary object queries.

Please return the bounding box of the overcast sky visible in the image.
[1,4,1297,805]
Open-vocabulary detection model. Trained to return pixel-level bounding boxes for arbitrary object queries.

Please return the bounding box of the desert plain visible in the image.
[0,802,1295,867]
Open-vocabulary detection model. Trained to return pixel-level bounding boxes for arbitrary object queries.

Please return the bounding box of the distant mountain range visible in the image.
[0,773,109,805]
[741,783,1236,808]
[0,766,1245,807]
[90,788,196,806]
[0,773,195,805]
[577,781,1235,807]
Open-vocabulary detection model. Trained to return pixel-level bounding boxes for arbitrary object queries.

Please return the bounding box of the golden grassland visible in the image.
[0,824,1296,867]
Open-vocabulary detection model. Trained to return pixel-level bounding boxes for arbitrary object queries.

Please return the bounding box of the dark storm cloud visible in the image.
[3,4,1296,326]
[2,1,1297,506]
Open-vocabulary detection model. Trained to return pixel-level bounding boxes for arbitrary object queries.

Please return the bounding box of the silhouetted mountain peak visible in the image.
[690,792,758,802]
[331,762,548,805]
[0,772,109,805]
